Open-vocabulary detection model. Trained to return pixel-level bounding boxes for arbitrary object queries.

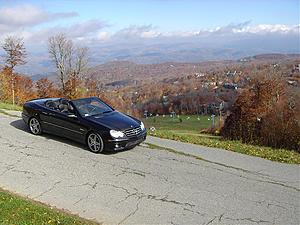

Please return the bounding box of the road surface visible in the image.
[0,112,299,225]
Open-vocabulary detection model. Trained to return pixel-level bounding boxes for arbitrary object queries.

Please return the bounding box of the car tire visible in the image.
[28,117,42,135]
[87,132,104,153]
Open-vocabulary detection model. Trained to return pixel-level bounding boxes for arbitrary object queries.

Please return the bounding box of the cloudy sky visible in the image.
[0,0,299,74]
[0,0,298,43]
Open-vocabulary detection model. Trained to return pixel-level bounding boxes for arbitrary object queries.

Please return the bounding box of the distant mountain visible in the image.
[16,36,299,76]
[86,53,300,87]
[251,53,300,60]
[30,72,56,81]
[24,53,300,87]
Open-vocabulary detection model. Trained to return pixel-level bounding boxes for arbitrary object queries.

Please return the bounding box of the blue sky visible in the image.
[1,0,299,32]
[0,0,299,74]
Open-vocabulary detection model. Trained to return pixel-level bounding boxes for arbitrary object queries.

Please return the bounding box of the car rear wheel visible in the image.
[87,132,104,153]
[29,117,42,135]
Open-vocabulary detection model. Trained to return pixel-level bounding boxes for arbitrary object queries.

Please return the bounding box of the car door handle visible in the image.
[42,112,55,116]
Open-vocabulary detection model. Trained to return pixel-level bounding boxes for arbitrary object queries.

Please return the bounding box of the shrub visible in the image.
[221,70,300,152]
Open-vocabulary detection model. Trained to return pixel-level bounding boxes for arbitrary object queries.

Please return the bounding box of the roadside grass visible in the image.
[0,109,21,118]
[147,129,300,164]
[0,188,100,225]
[143,115,300,164]
[0,102,22,111]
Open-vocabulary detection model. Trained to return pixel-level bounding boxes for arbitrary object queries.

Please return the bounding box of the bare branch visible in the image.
[48,34,89,97]
[2,36,26,70]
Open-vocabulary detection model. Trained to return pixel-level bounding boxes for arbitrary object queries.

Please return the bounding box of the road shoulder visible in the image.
[146,135,300,188]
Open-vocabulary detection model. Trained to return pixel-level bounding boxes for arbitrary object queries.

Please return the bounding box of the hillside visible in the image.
[87,53,300,87]
[26,54,300,88]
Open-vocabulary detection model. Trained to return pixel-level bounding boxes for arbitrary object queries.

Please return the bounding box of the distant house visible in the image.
[294,64,300,72]
[239,58,249,62]
[287,80,298,86]
[223,83,238,90]
[225,71,237,77]
[195,72,205,78]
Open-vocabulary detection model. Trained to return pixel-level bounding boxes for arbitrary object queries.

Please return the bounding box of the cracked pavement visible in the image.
[0,113,299,225]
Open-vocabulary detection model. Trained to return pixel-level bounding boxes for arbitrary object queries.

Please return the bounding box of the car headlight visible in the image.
[110,130,125,138]
[140,121,145,130]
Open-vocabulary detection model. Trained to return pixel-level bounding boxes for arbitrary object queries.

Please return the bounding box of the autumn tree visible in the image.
[84,74,104,97]
[1,36,26,105]
[0,68,11,102]
[48,34,88,99]
[14,75,36,104]
[36,78,57,98]
[221,69,300,151]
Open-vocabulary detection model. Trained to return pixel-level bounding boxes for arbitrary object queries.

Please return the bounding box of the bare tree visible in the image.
[48,34,72,93]
[48,34,88,98]
[2,36,26,105]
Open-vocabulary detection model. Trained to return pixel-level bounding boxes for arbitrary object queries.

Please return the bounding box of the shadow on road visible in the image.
[10,119,88,150]
[10,118,29,132]
[9,119,124,155]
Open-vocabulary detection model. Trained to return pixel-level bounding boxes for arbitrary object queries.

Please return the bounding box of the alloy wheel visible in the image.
[87,133,104,153]
[29,118,42,135]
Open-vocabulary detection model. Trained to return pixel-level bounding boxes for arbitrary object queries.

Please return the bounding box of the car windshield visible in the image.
[71,97,114,117]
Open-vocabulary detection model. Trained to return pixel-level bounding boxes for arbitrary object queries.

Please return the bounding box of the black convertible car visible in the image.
[22,97,147,153]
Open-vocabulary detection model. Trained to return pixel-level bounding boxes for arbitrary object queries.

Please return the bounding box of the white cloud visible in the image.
[113,25,157,39]
[0,5,78,28]
[0,19,108,45]
[103,22,299,42]
[0,13,298,55]
[0,4,79,43]
[232,24,300,34]
[97,31,111,41]
[58,19,108,39]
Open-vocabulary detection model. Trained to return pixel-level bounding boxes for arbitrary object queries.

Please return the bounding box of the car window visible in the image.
[91,100,108,109]
[45,100,60,110]
[72,97,114,117]
[45,99,74,115]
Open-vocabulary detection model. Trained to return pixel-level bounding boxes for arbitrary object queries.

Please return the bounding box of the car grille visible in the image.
[124,126,142,138]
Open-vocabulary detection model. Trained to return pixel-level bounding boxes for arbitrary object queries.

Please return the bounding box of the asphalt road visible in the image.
[0,112,299,225]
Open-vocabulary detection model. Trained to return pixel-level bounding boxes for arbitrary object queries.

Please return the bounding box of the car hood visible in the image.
[85,111,141,131]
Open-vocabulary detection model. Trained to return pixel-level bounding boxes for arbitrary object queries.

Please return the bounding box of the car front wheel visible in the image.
[87,132,104,153]
[29,117,42,135]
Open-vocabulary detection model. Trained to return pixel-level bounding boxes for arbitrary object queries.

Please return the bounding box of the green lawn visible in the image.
[0,102,22,111]
[143,115,300,164]
[143,115,219,135]
[0,188,99,225]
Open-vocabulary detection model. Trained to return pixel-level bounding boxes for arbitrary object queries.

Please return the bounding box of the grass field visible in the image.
[142,115,300,164]
[0,102,22,111]
[0,188,99,225]
[143,115,219,135]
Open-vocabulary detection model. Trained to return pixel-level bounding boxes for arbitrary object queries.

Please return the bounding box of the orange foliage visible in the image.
[222,70,300,151]
[0,68,11,102]
[14,74,36,105]
[1,68,35,105]
[36,78,59,98]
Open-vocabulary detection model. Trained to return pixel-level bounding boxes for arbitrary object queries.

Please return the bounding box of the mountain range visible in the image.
[27,53,300,87]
